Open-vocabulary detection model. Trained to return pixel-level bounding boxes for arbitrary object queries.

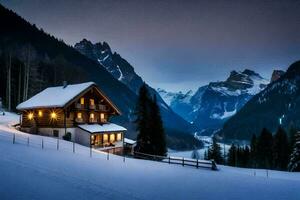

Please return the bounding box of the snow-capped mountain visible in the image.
[157,89,196,121]
[220,63,300,140]
[158,69,269,135]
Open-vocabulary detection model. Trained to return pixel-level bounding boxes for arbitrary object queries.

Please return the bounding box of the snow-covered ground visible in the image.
[0,113,300,200]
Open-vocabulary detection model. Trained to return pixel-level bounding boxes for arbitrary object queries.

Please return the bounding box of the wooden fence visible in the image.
[134,151,218,170]
[0,132,217,170]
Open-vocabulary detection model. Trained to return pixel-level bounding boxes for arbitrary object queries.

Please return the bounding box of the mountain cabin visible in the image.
[16,82,127,152]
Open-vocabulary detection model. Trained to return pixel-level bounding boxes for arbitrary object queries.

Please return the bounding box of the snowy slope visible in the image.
[0,114,300,200]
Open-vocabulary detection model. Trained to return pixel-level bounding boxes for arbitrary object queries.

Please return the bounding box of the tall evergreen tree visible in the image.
[149,95,167,156]
[288,132,300,172]
[134,83,152,154]
[257,128,273,168]
[272,127,289,170]
[227,143,237,166]
[208,136,223,164]
[134,84,166,156]
[242,146,250,168]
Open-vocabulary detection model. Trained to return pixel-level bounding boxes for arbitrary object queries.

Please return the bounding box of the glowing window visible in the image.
[100,113,105,120]
[110,134,115,143]
[103,134,108,143]
[28,113,34,120]
[80,98,85,105]
[77,112,82,119]
[117,133,122,141]
[90,113,94,119]
[90,99,95,106]
[38,110,43,117]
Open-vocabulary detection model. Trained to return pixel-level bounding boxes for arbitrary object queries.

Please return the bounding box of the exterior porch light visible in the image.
[51,112,57,119]
[38,110,43,117]
[28,112,34,120]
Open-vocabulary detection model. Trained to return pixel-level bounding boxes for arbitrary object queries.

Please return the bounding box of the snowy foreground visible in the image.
[0,113,300,200]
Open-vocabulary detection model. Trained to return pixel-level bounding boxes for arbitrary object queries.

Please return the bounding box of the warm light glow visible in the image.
[100,113,105,120]
[91,135,94,140]
[110,134,115,143]
[90,113,94,119]
[28,113,34,120]
[80,97,85,105]
[77,112,82,119]
[117,133,122,141]
[38,110,43,117]
[103,134,108,143]
[51,112,57,119]
[90,99,95,106]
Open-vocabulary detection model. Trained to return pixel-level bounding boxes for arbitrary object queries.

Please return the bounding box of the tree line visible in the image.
[205,126,300,172]
[0,45,87,112]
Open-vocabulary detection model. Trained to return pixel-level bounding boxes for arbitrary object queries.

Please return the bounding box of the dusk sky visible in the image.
[1,0,300,92]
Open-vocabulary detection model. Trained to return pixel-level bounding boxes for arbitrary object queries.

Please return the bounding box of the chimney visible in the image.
[63,81,68,89]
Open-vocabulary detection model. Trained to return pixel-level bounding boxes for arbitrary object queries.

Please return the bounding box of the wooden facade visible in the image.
[17,83,126,149]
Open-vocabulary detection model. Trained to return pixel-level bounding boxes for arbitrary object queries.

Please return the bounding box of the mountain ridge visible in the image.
[220,62,299,140]
[158,69,269,135]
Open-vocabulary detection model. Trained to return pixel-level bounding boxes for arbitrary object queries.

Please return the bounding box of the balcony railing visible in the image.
[98,104,109,111]
[75,103,85,109]
[89,104,96,110]
[89,118,98,123]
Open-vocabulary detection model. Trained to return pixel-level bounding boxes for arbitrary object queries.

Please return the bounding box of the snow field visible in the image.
[0,112,300,200]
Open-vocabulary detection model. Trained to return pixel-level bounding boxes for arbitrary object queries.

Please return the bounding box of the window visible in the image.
[117,133,122,141]
[77,112,82,119]
[90,99,95,106]
[90,113,94,119]
[100,113,105,122]
[103,134,108,143]
[91,135,95,145]
[110,134,115,143]
[38,110,43,117]
[53,130,59,137]
[80,97,85,105]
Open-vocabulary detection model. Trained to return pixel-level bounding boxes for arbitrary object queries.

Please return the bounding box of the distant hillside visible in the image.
[220,61,300,140]
[0,4,201,150]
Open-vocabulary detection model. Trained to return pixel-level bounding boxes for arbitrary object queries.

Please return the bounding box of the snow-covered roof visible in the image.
[78,123,127,133]
[124,138,136,145]
[16,82,95,110]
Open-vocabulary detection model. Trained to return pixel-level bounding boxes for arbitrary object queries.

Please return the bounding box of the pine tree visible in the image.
[134,83,152,154]
[273,127,289,170]
[257,128,273,168]
[242,146,250,168]
[149,95,167,156]
[208,136,223,164]
[134,84,166,156]
[288,132,300,172]
[227,143,237,166]
[250,134,258,168]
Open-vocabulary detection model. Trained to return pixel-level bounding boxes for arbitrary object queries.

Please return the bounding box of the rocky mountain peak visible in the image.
[271,70,285,82]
